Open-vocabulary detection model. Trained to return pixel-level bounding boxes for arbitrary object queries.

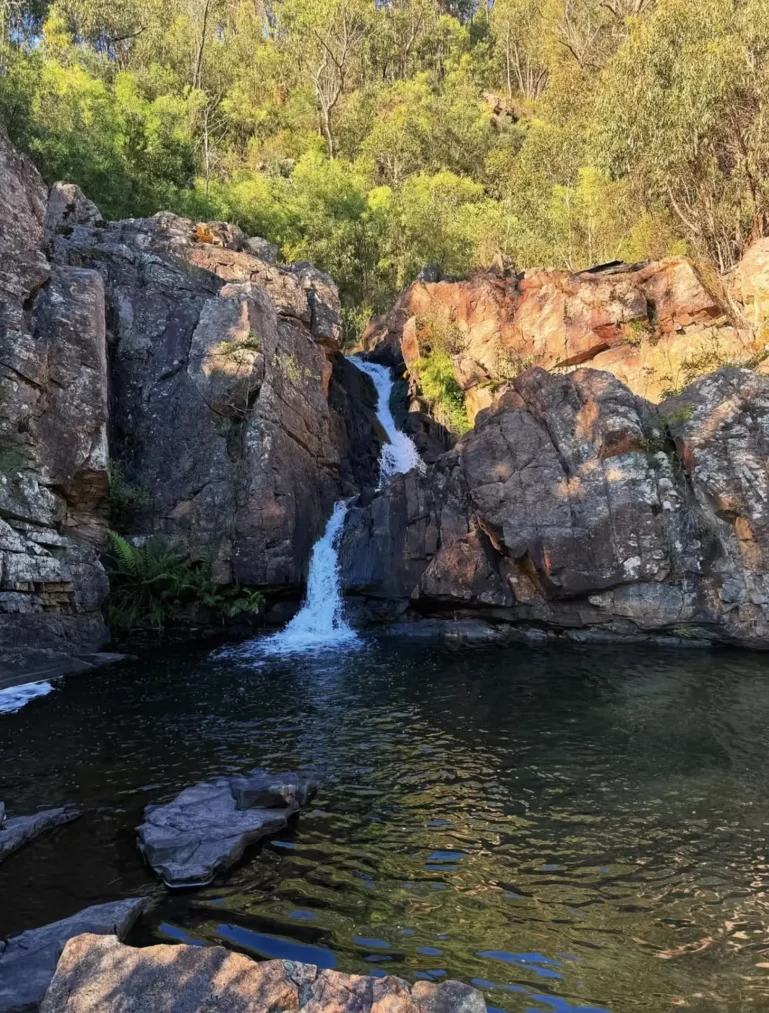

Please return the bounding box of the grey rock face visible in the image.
[0,899,144,1013]
[0,805,79,864]
[51,210,382,592]
[340,365,769,649]
[137,770,317,887]
[0,131,109,662]
[245,235,279,264]
[41,935,485,1013]
[45,182,104,232]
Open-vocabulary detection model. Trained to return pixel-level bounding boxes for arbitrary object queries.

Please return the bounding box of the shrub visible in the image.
[106,463,151,528]
[415,349,470,435]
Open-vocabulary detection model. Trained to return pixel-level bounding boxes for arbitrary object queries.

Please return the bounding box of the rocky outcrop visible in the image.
[137,770,317,887]
[51,210,383,592]
[0,803,79,864]
[0,900,145,1013]
[358,258,767,417]
[41,935,485,1013]
[0,127,386,673]
[0,130,109,664]
[340,365,769,649]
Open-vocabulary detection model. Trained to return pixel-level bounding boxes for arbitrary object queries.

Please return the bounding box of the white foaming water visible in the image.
[255,500,358,656]
[220,359,423,658]
[0,681,53,714]
[348,357,425,486]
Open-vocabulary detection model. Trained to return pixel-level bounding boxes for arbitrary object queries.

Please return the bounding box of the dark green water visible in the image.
[1,636,769,1012]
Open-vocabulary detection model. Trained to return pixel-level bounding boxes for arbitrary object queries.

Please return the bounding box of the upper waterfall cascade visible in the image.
[348,357,425,486]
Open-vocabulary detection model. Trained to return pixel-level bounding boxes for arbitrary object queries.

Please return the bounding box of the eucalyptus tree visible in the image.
[277,0,371,158]
[595,0,769,270]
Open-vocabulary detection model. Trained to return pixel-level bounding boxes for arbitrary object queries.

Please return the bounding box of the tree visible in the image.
[278,0,369,158]
[491,0,552,100]
[595,0,769,269]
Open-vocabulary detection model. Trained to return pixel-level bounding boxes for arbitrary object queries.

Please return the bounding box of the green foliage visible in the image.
[413,347,470,434]
[659,404,694,428]
[2,0,766,318]
[106,462,151,527]
[217,331,261,365]
[106,530,264,632]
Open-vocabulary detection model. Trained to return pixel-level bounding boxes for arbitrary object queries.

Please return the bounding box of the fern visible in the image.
[105,531,264,632]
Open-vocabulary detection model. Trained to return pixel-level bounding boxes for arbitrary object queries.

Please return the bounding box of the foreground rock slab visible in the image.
[0,900,145,1013]
[0,804,79,864]
[137,770,317,888]
[41,935,485,1013]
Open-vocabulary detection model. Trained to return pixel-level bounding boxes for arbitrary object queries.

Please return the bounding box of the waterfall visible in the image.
[223,358,423,657]
[258,500,358,655]
[348,357,425,486]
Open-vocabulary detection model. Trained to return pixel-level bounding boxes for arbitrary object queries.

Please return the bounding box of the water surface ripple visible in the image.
[1,638,768,1013]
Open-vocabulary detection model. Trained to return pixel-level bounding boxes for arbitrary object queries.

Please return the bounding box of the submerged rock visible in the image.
[41,934,486,1013]
[137,770,317,887]
[0,900,144,1013]
[0,804,79,864]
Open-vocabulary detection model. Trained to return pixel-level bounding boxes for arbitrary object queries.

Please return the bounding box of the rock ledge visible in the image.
[41,935,485,1013]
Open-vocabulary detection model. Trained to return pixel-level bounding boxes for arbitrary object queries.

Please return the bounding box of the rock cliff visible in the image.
[7,118,769,661]
[0,128,383,673]
[50,211,382,591]
[0,132,109,673]
[357,257,769,418]
[340,365,769,649]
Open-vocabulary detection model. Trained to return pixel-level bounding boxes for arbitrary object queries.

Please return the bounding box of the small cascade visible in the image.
[259,500,358,655]
[348,357,425,486]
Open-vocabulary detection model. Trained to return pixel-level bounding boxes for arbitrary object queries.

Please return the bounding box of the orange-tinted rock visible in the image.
[357,258,761,409]
[41,934,486,1013]
[731,238,769,328]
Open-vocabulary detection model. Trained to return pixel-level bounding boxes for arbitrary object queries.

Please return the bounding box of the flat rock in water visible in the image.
[0,900,145,1013]
[137,770,317,888]
[41,935,486,1013]
[0,805,79,864]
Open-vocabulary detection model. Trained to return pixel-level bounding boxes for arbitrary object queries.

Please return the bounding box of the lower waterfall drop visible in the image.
[260,500,358,655]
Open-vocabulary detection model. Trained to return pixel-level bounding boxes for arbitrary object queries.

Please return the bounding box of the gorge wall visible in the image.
[357,257,769,418]
[0,128,388,672]
[0,134,109,675]
[339,365,769,649]
[6,123,769,663]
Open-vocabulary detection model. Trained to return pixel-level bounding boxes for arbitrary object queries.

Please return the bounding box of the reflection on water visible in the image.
[1,637,769,1013]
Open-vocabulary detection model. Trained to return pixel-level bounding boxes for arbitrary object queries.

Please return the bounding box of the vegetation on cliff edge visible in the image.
[2,0,769,338]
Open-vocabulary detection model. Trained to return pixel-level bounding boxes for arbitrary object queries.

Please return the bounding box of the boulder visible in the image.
[0,900,145,1013]
[41,935,485,1013]
[0,804,79,864]
[45,182,103,232]
[246,235,279,263]
[137,770,317,887]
